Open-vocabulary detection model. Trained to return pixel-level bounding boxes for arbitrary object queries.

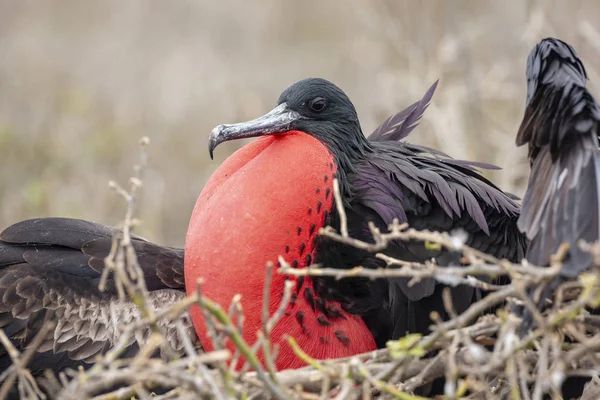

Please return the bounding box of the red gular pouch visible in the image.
[185,131,376,370]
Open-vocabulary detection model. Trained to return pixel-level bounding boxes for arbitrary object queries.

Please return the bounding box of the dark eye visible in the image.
[308,97,327,112]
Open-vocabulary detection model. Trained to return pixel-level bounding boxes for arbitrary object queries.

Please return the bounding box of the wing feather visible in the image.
[369,80,439,142]
[513,38,600,337]
[0,218,196,379]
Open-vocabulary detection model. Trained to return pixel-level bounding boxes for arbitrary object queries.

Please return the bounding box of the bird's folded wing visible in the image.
[0,217,195,375]
[349,145,525,336]
[516,47,600,272]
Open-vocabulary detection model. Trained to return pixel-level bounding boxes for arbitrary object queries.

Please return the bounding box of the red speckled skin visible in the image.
[185,131,376,370]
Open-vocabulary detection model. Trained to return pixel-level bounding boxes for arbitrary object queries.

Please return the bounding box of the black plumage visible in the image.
[0,217,197,396]
[209,77,527,344]
[514,38,600,331]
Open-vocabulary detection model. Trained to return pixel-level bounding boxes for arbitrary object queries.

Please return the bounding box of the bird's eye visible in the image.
[308,97,327,112]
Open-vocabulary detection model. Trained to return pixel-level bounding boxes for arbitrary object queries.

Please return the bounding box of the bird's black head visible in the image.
[277,78,359,127]
[525,38,588,106]
[208,78,371,166]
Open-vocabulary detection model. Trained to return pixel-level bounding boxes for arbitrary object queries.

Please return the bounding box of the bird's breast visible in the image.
[185,131,376,369]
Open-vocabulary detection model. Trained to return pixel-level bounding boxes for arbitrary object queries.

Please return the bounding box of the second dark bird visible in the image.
[515,37,600,332]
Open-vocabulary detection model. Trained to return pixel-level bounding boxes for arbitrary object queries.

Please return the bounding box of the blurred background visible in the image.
[1,0,599,246]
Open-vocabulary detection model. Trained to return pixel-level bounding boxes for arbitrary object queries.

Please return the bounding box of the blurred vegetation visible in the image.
[1,0,600,246]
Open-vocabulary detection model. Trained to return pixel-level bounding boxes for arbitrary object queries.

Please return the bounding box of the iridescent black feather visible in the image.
[370,80,439,142]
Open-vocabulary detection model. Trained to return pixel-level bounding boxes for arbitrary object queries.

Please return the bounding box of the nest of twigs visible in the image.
[3,138,600,400]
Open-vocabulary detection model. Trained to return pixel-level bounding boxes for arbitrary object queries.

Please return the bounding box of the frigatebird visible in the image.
[0,78,525,387]
[514,38,600,330]
[187,77,526,369]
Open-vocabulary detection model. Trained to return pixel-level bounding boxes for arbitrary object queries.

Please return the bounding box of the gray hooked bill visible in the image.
[208,103,304,159]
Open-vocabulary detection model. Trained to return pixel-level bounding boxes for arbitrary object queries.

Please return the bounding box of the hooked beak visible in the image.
[208,103,303,159]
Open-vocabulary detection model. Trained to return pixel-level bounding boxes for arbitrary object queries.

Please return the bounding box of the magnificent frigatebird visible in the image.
[187,77,526,369]
[515,38,600,328]
[0,78,525,387]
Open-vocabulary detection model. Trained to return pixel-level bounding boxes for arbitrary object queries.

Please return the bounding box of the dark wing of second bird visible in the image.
[0,217,196,378]
[315,83,527,344]
[514,38,600,331]
[517,38,600,275]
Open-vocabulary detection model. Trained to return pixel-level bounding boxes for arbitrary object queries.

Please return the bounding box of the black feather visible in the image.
[369,80,438,142]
